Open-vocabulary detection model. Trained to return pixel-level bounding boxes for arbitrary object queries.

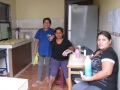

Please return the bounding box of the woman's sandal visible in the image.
[44,77,49,82]
[32,81,42,87]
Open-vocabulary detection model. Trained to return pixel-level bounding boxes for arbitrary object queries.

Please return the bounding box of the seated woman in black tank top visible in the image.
[72,31,118,90]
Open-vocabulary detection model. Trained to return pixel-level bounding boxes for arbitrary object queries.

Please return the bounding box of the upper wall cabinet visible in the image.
[64,0,92,39]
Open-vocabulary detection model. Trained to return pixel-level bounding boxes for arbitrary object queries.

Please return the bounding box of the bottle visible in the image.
[84,49,86,56]
[15,27,20,39]
[78,45,81,55]
[84,56,92,77]
[75,46,80,58]
[15,30,18,39]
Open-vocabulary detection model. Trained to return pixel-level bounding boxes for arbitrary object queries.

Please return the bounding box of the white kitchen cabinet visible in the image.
[0,77,28,90]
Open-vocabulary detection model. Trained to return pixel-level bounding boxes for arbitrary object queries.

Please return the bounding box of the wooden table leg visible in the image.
[68,67,71,90]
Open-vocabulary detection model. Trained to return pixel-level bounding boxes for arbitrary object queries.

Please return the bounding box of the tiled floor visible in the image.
[17,64,68,90]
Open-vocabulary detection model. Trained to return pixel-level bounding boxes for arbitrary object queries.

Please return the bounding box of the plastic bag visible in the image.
[33,52,39,65]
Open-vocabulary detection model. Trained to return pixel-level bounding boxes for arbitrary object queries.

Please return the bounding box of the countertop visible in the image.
[0,39,33,49]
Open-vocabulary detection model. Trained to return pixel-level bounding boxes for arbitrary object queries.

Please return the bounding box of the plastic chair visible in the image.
[54,67,66,88]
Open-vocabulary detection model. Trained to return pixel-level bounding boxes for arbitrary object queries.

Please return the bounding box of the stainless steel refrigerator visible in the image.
[68,5,98,52]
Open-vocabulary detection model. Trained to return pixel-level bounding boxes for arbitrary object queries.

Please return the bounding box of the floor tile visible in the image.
[16,64,68,90]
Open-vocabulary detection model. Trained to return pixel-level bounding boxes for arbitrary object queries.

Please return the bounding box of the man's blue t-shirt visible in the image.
[34,28,54,56]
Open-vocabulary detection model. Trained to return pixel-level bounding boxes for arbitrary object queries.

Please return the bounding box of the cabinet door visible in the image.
[22,42,32,66]
[12,42,32,76]
[26,43,32,64]
[12,46,22,76]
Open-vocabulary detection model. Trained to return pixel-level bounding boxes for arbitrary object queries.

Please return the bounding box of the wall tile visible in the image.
[117,62,120,90]
[99,10,120,89]
[20,30,38,38]
[16,19,64,29]
[12,18,64,39]
[11,20,17,29]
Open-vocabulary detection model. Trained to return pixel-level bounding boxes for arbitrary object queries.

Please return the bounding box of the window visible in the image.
[0,2,10,22]
[0,22,10,40]
[0,2,11,41]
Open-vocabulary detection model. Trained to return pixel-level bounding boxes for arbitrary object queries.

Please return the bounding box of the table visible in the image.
[67,53,84,90]
[0,77,28,90]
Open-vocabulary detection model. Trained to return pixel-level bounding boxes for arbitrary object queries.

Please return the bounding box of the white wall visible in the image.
[93,0,120,89]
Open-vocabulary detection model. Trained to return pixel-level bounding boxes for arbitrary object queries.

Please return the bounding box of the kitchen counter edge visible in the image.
[0,39,33,49]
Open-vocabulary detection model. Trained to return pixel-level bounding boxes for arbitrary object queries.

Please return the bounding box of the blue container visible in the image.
[84,56,92,77]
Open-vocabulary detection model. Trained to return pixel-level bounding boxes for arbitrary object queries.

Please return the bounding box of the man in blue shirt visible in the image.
[32,18,54,87]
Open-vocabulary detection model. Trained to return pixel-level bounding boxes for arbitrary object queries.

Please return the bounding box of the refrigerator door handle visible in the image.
[68,5,72,41]
[68,30,71,42]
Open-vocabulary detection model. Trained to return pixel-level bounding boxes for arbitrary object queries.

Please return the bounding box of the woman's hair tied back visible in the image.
[97,31,111,40]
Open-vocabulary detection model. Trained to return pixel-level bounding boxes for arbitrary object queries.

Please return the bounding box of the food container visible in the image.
[24,32,32,39]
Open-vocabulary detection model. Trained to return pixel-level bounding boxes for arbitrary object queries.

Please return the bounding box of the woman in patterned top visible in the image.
[72,31,118,90]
